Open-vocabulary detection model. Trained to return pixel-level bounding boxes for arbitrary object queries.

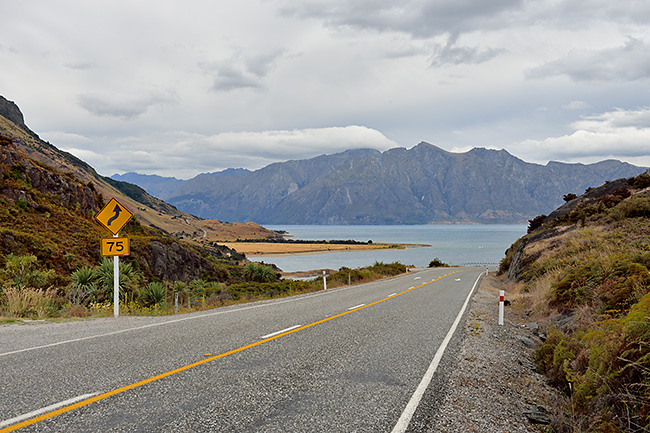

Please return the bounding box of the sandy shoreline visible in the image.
[221,241,425,256]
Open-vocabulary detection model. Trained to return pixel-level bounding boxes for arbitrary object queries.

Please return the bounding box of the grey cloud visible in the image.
[211,64,265,92]
[280,0,524,38]
[526,37,650,82]
[64,61,96,70]
[0,44,18,54]
[429,35,505,67]
[246,49,284,77]
[78,91,178,120]
[203,49,283,92]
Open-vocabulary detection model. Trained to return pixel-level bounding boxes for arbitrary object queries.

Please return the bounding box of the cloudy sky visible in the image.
[2,0,650,179]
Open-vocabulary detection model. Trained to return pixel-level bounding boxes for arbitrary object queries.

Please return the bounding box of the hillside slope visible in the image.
[499,172,650,431]
[0,96,279,242]
[126,143,646,224]
[0,133,249,284]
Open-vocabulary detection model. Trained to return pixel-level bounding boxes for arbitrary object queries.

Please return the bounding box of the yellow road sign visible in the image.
[95,198,133,235]
[101,237,130,256]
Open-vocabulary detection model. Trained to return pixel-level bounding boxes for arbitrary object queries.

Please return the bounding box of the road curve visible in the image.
[0,267,484,432]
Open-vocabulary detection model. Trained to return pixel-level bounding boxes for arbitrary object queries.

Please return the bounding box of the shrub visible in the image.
[563,193,577,202]
[629,172,650,189]
[428,258,449,268]
[68,266,96,305]
[534,327,583,392]
[1,254,56,289]
[242,262,277,283]
[609,195,650,220]
[140,281,167,306]
[527,214,546,233]
[95,258,141,302]
[537,293,650,431]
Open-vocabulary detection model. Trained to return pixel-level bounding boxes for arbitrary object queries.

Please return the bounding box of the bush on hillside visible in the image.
[428,258,449,268]
[527,214,546,233]
[629,172,650,189]
[535,292,650,431]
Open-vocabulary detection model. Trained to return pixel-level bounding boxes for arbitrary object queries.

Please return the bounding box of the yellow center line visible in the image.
[1,270,460,432]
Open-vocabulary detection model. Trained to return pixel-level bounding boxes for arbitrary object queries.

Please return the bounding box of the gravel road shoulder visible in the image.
[428,273,566,432]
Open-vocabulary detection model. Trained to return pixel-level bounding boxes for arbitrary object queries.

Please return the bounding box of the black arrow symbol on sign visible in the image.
[107,204,122,226]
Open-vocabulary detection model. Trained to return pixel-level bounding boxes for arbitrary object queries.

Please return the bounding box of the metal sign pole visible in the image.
[113,233,119,317]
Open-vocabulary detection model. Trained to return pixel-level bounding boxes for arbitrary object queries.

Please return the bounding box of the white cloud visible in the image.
[77,91,179,120]
[562,101,591,111]
[69,125,397,179]
[516,107,650,165]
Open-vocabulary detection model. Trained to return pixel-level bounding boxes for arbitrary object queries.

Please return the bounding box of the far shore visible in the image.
[221,241,427,256]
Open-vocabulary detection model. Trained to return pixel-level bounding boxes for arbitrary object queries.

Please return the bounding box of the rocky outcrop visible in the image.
[0,96,29,132]
[0,145,101,213]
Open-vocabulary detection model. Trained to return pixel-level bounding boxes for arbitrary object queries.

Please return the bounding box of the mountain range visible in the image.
[114,144,647,224]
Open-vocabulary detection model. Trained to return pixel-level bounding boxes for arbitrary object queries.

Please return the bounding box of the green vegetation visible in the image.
[501,173,650,432]
[0,256,408,318]
[428,258,449,268]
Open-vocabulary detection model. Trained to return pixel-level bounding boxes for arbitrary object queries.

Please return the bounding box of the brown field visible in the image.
[221,242,405,256]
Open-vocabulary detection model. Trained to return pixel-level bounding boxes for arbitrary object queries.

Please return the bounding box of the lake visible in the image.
[252,224,527,272]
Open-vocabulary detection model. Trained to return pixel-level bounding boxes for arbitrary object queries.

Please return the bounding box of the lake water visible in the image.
[252,225,527,272]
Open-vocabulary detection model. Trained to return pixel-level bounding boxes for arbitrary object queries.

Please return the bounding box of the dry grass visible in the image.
[2,287,62,318]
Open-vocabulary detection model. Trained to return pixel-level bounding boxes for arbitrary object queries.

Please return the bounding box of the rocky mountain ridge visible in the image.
[117,144,646,224]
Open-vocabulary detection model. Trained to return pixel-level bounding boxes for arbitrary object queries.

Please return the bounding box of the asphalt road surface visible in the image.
[0,267,484,432]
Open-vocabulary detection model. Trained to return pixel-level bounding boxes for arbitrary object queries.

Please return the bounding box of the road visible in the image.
[0,267,484,432]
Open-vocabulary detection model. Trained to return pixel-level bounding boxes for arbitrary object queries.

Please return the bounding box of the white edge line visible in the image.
[260,325,301,340]
[0,393,99,428]
[348,304,366,310]
[391,272,482,433]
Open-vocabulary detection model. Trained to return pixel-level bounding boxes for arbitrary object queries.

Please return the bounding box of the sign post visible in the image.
[113,241,119,316]
[95,198,133,317]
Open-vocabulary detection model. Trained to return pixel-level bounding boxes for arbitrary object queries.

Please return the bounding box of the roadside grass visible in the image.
[502,183,650,432]
[0,261,409,320]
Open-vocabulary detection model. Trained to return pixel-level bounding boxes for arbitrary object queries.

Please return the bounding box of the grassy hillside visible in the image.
[500,172,650,432]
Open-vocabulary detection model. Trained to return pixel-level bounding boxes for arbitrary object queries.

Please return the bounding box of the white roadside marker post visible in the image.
[323,270,327,290]
[498,289,505,326]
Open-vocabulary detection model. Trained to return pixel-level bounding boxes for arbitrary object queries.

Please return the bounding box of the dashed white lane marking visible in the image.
[0,393,99,429]
[348,304,366,310]
[260,325,301,340]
